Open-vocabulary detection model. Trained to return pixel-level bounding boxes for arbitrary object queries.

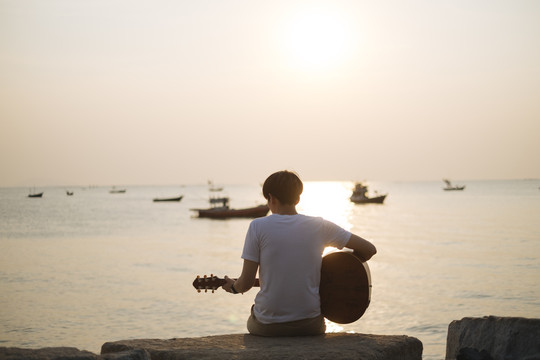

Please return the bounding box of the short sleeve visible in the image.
[241,221,260,263]
[322,219,351,249]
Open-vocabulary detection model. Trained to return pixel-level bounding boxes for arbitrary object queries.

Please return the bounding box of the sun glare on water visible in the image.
[299,181,353,231]
[278,8,354,72]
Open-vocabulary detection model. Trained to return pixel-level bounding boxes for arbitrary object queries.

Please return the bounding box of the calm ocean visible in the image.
[1,180,539,359]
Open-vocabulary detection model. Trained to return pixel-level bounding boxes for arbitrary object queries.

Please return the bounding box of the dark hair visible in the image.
[262,170,303,205]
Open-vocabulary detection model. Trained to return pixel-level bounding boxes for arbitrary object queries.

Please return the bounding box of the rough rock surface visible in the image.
[0,347,150,360]
[0,347,97,360]
[446,316,540,360]
[101,333,423,360]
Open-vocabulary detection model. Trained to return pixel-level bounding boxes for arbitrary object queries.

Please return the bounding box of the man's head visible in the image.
[262,170,303,205]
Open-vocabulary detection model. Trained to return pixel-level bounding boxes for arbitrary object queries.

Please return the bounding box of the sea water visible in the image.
[1,180,539,359]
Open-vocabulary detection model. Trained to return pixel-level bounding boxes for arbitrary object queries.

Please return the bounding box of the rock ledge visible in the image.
[101,333,423,360]
[446,316,540,360]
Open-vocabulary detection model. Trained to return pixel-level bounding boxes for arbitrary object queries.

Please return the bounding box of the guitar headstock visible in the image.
[192,274,226,293]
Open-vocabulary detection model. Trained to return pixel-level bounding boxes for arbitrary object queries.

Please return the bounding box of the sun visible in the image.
[279,8,353,71]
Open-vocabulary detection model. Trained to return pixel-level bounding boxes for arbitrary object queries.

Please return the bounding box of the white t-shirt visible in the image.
[241,214,351,324]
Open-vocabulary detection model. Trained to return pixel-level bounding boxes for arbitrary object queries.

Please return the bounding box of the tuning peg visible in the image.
[196,275,201,283]
[197,289,201,293]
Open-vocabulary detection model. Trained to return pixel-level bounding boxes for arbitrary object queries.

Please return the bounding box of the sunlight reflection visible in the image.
[324,319,344,333]
[298,181,354,230]
[322,246,338,256]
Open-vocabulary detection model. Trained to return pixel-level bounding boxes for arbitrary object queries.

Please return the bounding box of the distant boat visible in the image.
[66,190,74,196]
[350,182,387,204]
[109,187,126,194]
[28,192,43,198]
[192,204,269,219]
[208,182,230,206]
[153,195,183,202]
[208,180,223,192]
[443,179,465,191]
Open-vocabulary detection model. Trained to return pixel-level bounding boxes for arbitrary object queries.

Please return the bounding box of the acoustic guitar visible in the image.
[192,251,371,324]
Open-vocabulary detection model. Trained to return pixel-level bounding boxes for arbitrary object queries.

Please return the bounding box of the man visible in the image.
[223,170,377,336]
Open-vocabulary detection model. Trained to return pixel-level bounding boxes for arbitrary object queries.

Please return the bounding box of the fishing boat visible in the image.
[153,195,183,202]
[209,196,230,206]
[28,192,43,198]
[193,204,269,219]
[192,182,268,219]
[443,179,465,191]
[66,190,74,196]
[350,182,387,204]
[208,184,230,208]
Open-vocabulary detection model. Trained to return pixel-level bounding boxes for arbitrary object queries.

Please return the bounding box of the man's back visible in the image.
[242,214,350,323]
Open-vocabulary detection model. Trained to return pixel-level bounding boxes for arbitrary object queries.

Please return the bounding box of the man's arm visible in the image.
[345,234,377,261]
[223,259,259,294]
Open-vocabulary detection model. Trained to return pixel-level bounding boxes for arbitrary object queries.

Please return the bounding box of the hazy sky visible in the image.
[1,0,539,186]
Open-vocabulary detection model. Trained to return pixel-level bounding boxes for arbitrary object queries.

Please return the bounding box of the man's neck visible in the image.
[273,204,298,215]
[267,194,299,215]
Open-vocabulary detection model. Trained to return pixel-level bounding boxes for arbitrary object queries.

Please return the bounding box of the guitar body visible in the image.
[192,251,371,325]
[319,251,371,324]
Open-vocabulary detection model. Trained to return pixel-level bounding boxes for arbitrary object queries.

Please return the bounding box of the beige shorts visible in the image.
[247,306,326,337]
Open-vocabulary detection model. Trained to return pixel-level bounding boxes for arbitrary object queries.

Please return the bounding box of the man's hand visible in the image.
[223,275,236,293]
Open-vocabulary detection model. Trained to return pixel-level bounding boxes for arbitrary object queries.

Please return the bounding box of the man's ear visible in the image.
[294,195,300,205]
[268,194,282,206]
